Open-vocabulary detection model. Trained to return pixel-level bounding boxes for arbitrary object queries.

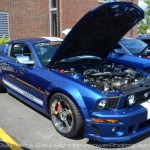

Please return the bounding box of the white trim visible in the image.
[2,79,43,106]
[51,8,57,11]
[141,102,150,120]
[42,36,63,41]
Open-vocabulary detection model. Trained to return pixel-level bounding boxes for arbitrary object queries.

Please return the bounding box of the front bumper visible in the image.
[84,103,150,143]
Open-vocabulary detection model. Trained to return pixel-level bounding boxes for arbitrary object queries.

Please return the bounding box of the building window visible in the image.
[0,12,9,39]
[51,0,56,8]
[50,0,59,37]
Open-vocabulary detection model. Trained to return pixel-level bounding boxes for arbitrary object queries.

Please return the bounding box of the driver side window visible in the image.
[9,43,35,65]
[10,43,31,58]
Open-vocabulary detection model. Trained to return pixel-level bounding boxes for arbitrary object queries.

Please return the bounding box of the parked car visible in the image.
[117,37,149,56]
[108,38,150,72]
[118,37,150,59]
[137,34,150,45]
[1,2,150,143]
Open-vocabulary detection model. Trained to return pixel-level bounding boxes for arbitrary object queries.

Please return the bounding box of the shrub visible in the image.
[0,36,9,45]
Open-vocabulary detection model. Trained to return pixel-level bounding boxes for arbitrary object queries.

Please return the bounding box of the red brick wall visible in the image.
[0,0,50,40]
[59,0,139,38]
[59,0,99,38]
[0,0,139,40]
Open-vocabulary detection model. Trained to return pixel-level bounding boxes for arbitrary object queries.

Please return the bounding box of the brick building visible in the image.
[0,0,138,40]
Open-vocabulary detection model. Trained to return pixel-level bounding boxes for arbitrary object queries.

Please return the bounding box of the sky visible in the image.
[138,0,147,10]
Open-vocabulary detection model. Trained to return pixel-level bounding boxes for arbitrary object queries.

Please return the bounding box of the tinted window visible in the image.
[142,39,150,45]
[33,41,61,66]
[10,44,33,61]
[121,39,148,55]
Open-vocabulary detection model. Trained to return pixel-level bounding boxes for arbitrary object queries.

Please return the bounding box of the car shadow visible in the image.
[0,141,31,150]
[8,93,85,140]
[8,93,50,120]
[87,132,150,148]
[8,93,84,140]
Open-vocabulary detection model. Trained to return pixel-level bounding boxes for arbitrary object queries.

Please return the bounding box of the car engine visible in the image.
[83,66,144,92]
[56,61,147,94]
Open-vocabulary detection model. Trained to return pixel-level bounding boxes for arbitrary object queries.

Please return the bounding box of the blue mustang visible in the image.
[108,38,150,72]
[1,2,150,143]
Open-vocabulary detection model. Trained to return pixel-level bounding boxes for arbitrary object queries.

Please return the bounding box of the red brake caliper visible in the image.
[56,102,60,112]
[54,102,61,115]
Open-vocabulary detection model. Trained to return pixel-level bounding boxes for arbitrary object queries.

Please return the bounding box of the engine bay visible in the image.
[55,61,147,94]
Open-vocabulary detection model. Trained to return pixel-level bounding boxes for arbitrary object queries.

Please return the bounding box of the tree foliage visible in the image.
[138,0,150,34]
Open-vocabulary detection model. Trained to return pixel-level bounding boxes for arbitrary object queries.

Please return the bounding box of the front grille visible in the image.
[135,90,150,103]
[121,78,150,107]
[124,89,150,107]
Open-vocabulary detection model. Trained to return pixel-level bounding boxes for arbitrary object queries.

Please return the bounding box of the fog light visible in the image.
[98,100,107,109]
[127,94,136,106]
[112,126,125,136]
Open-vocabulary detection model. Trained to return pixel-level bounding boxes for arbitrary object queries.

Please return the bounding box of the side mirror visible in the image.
[114,49,125,55]
[16,56,34,65]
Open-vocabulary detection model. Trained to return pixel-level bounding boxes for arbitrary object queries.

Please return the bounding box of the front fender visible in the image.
[44,75,106,120]
[107,53,150,72]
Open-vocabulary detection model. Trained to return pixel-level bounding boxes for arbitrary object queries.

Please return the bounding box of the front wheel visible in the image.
[49,93,83,138]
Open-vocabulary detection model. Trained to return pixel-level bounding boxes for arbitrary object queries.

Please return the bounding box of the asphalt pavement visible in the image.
[1,92,150,150]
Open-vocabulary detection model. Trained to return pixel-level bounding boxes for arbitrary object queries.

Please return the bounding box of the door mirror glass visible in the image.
[16,56,34,65]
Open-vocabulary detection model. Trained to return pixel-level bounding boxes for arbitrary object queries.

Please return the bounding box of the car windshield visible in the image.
[121,39,148,55]
[33,41,61,66]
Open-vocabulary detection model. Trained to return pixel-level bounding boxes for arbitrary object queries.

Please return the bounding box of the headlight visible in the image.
[98,100,107,109]
[97,96,120,110]
[127,94,136,106]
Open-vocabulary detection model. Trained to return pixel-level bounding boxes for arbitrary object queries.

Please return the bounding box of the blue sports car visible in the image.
[1,2,150,143]
[137,34,150,46]
[108,39,150,72]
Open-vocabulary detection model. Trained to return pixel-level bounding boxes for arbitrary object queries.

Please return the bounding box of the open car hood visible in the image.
[50,2,144,66]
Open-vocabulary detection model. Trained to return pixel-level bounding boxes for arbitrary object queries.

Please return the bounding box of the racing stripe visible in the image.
[141,102,150,120]
[2,78,43,106]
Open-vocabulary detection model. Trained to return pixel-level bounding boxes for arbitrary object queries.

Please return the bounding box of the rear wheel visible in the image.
[49,93,83,138]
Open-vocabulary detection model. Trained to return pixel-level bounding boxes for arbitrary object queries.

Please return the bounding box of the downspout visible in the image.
[130,0,133,37]
[57,0,60,37]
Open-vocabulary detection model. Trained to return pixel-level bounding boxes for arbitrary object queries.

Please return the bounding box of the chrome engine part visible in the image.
[58,62,143,92]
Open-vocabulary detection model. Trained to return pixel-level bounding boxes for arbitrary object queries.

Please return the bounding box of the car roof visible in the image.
[121,37,135,41]
[9,37,63,43]
[137,36,150,40]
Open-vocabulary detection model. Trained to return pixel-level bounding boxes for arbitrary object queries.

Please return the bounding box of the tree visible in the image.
[138,0,150,34]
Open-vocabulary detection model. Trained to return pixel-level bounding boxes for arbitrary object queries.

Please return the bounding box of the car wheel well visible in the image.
[48,91,77,111]
[47,91,84,119]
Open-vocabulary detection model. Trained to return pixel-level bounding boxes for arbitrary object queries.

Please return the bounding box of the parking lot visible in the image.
[1,93,150,150]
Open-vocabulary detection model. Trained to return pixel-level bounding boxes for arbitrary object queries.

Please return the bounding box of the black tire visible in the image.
[49,93,83,138]
[0,80,6,93]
